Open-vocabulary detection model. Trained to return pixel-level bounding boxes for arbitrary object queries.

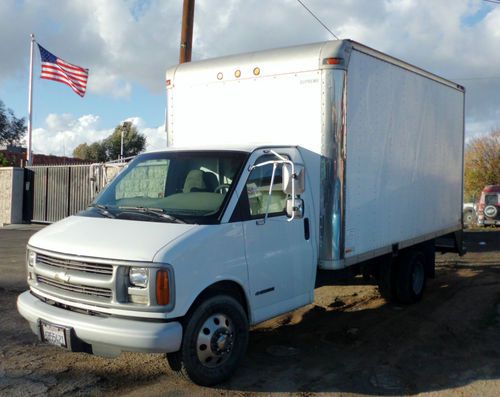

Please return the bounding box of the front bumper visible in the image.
[17,291,183,357]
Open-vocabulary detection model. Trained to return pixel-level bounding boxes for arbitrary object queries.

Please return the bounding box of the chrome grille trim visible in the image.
[37,253,113,275]
[36,275,112,299]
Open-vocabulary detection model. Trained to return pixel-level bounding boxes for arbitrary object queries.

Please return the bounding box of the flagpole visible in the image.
[27,33,35,166]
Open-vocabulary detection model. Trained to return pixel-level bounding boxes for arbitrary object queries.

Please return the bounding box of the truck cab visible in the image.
[18,145,318,385]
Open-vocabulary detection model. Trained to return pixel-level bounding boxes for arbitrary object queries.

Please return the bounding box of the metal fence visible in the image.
[24,162,126,223]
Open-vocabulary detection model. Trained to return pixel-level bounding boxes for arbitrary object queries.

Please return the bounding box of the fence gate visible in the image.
[23,163,124,223]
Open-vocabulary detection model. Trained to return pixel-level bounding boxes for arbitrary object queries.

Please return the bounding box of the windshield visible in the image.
[85,151,247,224]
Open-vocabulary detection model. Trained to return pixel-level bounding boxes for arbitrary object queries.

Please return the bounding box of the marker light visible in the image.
[28,250,36,267]
[235,69,241,78]
[156,270,170,305]
[324,58,343,65]
[253,67,260,76]
[217,72,223,80]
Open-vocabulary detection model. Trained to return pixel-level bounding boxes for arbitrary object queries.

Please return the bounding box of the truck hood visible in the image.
[28,215,195,262]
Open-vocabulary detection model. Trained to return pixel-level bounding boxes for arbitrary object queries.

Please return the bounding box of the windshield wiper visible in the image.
[118,206,186,224]
[88,204,116,219]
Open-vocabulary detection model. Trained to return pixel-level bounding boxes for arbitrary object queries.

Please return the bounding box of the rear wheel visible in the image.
[396,250,426,304]
[166,295,248,386]
[376,258,398,302]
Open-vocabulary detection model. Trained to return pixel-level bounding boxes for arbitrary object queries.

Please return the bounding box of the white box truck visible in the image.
[18,40,465,386]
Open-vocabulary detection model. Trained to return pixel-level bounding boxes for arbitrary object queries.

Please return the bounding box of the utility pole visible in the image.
[179,0,195,63]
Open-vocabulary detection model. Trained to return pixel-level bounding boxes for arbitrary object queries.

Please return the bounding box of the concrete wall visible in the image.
[0,167,24,226]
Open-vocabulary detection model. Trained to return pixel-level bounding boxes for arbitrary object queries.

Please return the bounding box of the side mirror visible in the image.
[286,198,304,219]
[282,164,305,195]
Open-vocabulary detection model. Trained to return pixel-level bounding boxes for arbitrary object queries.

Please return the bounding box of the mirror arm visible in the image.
[262,162,278,225]
[269,150,295,222]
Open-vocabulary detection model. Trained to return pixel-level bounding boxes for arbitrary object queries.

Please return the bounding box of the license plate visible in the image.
[40,321,67,348]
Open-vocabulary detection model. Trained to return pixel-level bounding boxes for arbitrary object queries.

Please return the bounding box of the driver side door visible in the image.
[235,154,314,324]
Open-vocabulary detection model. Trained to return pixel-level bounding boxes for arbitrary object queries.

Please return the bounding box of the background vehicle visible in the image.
[477,185,500,226]
[18,40,465,386]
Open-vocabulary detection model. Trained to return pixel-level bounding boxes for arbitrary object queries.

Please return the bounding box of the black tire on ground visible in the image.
[396,250,427,304]
[166,295,249,386]
[376,257,398,302]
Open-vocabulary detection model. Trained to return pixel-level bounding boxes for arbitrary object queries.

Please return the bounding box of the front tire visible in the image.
[167,295,249,386]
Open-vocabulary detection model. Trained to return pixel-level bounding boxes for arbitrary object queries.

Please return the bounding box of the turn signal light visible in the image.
[156,270,170,305]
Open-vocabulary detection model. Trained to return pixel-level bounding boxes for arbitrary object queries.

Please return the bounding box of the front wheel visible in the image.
[167,295,249,386]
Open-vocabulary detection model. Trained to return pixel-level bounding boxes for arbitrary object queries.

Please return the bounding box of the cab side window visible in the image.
[245,156,287,218]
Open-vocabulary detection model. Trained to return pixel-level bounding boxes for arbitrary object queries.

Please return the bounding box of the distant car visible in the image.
[463,202,477,227]
[477,185,500,227]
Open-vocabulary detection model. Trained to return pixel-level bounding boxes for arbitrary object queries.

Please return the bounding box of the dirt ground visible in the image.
[0,226,499,396]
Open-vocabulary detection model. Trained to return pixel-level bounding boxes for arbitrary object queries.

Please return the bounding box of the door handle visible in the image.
[304,218,310,240]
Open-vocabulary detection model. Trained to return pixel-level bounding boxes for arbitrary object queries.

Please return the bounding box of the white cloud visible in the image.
[32,113,165,156]
[32,114,110,156]
[1,0,500,139]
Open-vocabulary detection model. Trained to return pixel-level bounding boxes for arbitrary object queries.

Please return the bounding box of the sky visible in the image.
[0,0,499,157]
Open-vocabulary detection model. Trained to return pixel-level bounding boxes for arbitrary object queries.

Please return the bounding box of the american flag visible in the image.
[37,44,89,97]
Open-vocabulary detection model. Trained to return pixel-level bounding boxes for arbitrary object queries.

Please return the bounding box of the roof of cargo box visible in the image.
[166,39,464,92]
[146,144,299,155]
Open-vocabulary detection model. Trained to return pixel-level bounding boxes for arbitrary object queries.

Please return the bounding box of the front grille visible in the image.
[37,253,113,275]
[37,275,112,299]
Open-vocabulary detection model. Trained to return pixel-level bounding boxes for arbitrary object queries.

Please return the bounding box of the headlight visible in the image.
[27,250,36,267]
[129,267,148,288]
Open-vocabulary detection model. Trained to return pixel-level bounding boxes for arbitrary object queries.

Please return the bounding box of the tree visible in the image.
[72,122,146,162]
[73,142,107,162]
[0,100,27,146]
[103,122,146,160]
[464,129,500,202]
[0,152,12,167]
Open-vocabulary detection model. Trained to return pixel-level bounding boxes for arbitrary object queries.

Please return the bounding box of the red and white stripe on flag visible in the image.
[38,44,89,97]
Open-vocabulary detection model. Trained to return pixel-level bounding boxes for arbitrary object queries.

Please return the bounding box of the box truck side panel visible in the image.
[344,50,464,260]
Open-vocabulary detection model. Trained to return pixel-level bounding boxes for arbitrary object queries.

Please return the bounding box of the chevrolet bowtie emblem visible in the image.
[54,271,70,283]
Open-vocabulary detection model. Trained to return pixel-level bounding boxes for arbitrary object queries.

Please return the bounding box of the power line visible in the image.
[453,76,500,81]
[296,0,339,40]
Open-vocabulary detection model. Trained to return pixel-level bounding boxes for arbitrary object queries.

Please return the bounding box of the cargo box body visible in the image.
[166,39,464,270]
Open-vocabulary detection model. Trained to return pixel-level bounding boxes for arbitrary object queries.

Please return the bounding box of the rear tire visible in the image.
[396,250,426,304]
[376,257,398,302]
[166,295,248,386]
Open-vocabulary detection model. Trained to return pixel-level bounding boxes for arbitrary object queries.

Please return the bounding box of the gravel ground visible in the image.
[0,225,499,396]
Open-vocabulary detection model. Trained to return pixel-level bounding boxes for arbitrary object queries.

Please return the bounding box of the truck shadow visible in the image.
[461,229,500,253]
[222,261,500,395]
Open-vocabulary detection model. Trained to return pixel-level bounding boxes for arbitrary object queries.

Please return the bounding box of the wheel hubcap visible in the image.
[196,313,234,368]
